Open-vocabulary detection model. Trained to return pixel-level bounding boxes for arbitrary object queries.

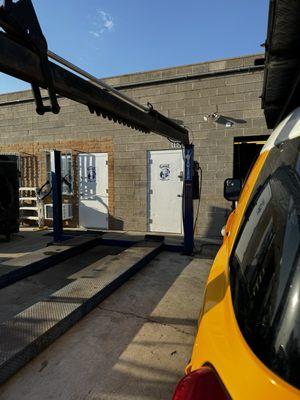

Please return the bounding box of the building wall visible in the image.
[0,53,269,237]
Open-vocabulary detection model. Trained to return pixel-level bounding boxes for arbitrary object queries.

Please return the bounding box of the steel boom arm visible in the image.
[0,32,189,145]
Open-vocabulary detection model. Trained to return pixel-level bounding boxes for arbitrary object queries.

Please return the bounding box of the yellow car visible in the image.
[172,107,300,399]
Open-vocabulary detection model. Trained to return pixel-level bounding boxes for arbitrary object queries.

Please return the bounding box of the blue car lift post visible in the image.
[50,150,66,243]
[183,144,194,255]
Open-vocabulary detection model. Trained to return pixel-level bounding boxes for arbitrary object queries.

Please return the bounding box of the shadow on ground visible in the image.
[0,251,213,400]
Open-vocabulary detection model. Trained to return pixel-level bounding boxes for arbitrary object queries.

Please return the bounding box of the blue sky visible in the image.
[0,0,269,94]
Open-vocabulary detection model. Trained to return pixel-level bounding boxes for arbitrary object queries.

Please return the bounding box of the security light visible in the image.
[203,113,237,128]
[225,121,234,128]
[203,112,220,122]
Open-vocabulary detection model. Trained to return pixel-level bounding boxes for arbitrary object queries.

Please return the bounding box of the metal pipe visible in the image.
[47,50,150,113]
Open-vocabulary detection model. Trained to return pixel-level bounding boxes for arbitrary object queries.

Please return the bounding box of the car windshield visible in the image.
[230,138,300,389]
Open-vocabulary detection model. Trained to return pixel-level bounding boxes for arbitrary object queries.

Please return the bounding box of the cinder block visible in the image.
[184,106,201,116]
[0,54,269,238]
[226,93,245,103]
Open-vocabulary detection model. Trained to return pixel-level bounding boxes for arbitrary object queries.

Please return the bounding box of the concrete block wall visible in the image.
[0,53,269,237]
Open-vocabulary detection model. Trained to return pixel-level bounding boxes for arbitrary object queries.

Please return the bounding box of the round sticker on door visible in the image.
[159,164,170,181]
[87,166,96,182]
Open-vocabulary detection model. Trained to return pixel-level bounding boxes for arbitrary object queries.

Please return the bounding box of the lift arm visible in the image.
[0,1,189,145]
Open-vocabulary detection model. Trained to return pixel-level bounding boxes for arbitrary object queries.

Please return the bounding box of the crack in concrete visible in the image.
[97,306,193,336]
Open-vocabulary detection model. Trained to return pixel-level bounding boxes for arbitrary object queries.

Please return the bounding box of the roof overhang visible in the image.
[262,0,300,129]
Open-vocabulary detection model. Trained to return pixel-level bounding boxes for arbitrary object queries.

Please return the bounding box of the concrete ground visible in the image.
[0,250,214,400]
[0,244,124,323]
[0,228,221,260]
[0,229,50,263]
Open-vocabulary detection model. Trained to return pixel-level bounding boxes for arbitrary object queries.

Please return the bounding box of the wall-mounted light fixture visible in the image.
[203,112,246,128]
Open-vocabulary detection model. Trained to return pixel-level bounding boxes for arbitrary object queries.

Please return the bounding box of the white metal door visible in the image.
[78,153,109,229]
[148,149,184,233]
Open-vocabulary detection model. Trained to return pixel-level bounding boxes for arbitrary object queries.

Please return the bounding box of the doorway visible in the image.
[233,135,269,182]
[78,153,109,229]
[148,149,184,234]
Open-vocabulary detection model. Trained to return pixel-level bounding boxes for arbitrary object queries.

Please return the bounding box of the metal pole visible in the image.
[183,144,194,255]
[47,50,150,113]
[50,150,63,242]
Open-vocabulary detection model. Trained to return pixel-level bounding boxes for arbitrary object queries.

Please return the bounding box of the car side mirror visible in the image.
[224,178,242,202]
